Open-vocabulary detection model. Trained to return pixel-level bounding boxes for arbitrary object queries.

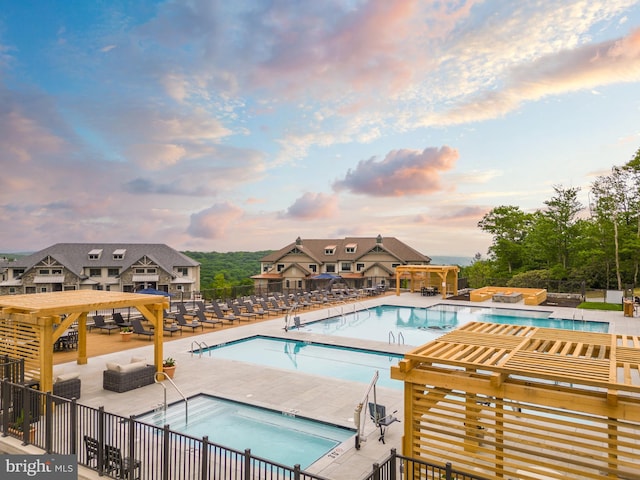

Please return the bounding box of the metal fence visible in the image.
[1,381,489,480]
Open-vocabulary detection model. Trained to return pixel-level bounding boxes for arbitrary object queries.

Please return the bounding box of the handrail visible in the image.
[154,372,189,423]
[397,332,405,345]
[388,331,395,344]
[190,340,210,357]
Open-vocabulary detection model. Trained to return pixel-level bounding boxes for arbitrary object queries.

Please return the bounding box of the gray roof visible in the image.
[8,243,199,277]
[261,236,431,264]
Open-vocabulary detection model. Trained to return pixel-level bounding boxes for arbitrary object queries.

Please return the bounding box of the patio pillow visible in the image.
[105,362,119,371]
[55,372,80,383]
[117,361,147,373]
[130,356,146,363]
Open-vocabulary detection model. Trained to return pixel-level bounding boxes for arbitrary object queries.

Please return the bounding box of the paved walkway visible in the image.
[3,293,635,479]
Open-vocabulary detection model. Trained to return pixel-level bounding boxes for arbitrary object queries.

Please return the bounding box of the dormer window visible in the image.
[345,243,357,253]
[88,249,103,260]
[112,248,126,260]
[324,245,336,255]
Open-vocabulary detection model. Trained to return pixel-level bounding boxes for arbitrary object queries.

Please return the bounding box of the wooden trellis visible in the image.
[391,322,640,479]
[0,291,168,393]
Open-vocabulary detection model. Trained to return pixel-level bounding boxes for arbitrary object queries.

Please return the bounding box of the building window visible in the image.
[262,264,271,273]
[146,268,157,274]
[108,268,119,277]
[392,263,400,269]
[51,269,62,275]
[326,264,336,273]
[134,268,145,274]
[308,264,317,273]
[341,263,352,272]
[277,264,285,272]
[9,287,15,294]
[39,269,50,275]
[345,243,357,253]
[13,269,24,278]
[356,263,365,272]
[88,249,102,260]
[285,279,290,288]
[112,248,126,260]
[40,287,47,293]
[324,245,336,255]
[297,280,302,289]
[89,268,101,277]
[176,267,188,276]
[177,285,184,292]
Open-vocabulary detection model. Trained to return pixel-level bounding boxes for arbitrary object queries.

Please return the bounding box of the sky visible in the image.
[1,1,640,257]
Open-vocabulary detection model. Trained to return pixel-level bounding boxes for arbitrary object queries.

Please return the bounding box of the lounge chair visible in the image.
[269,298,287,313]
[259,300,282,316]
[244,301,265,318]
[191,308,222,328]
[112,312,132,329]
[209,302,237,323]
[174,312,204,332]
[92,315,120,335]
[176,303,197,319]
[230,303,256,321]
[130,318,154,340]
[368,402,400,444]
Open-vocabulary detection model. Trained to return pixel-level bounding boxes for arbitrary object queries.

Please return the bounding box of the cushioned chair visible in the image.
[53,374,81,400]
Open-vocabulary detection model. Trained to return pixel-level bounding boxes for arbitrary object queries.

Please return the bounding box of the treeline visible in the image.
[182,250,273,289]
[463,147,640,292]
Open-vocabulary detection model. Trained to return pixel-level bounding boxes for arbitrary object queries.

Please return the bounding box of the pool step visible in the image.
[141,396,229,428]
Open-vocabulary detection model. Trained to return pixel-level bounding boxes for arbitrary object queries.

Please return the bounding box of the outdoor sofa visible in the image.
[103,360,156,393]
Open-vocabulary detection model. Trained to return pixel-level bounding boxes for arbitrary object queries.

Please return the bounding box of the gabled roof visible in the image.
[8,243,199,277]
[260,236,430,264]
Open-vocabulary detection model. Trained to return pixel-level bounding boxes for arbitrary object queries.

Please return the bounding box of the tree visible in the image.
[540,185,584,270]
[478,206,532,274]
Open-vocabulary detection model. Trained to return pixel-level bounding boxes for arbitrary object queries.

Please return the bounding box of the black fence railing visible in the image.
[0,381,489,480]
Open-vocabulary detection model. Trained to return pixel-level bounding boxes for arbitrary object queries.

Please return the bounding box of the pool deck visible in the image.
[4,293,637,480]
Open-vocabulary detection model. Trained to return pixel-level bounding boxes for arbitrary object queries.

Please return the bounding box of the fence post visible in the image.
[70,398,77,455]
[45,392,53,452]
[200,436,209,480]
[1,379,8,436]
[163,424,171,480]
[97,406,105,475]
[389,448,397,480]
[244,449,252,480]
[293,464,301,480]
[445,462,452,480]
[372,463,380,480]
[128,417,136,480]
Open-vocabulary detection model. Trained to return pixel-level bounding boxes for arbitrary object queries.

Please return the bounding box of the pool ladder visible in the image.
[154,372,189,423]
[191,340,210,357]
[388,331,405,345]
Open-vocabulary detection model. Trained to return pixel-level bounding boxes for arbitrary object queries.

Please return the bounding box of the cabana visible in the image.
[394,265,459,299]
[0,290,167,393]
[391,322,640,479]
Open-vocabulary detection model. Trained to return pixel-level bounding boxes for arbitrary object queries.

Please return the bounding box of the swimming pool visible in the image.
[136,394,354,469]
[295,304,609,345]
[198,336,402,389]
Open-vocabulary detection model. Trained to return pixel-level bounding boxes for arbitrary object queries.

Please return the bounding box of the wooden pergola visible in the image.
[394,265,459,299]
[0,291,168,393]
[391,321,640,479]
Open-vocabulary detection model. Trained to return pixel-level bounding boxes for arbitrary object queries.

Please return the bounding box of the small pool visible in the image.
[136,394,354,469]
[295,304,609,345]
[198,336,402,389]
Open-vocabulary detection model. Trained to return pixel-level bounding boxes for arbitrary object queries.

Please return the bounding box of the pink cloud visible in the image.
[187,202,244,238]
[282,192,338,220]
[333,146,458,197]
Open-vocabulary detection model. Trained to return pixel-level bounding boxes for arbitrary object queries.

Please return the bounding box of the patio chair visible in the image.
[84,435,101,468]
[174,312,204,332]
[244,301,265,318]
[104,444,141,480]
[130,318,154,340]
[259,300,282,316]
[368,402,400,444]
[92,315,120,335]
[209,302,237,323]
[176,302,197,319]
[191,307,222,328]
[230,303,256,321]
[112,312,132,329]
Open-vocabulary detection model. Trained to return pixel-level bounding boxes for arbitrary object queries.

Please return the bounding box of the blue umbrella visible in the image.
[136,288,172,297]
[311,273,342,280]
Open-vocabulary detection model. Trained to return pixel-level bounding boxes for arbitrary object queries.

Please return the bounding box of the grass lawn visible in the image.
[578,302,623,311]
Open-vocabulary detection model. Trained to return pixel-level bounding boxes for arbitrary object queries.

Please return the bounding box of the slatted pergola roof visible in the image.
[0,290,168,393]
[391,322,640,478]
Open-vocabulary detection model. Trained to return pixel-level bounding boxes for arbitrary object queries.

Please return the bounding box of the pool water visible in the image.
[200,336,402,389]
[136,394,354,469]
[295,304,609,346]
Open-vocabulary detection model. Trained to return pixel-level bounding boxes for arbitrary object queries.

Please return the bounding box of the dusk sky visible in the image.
[2,1,640,257]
